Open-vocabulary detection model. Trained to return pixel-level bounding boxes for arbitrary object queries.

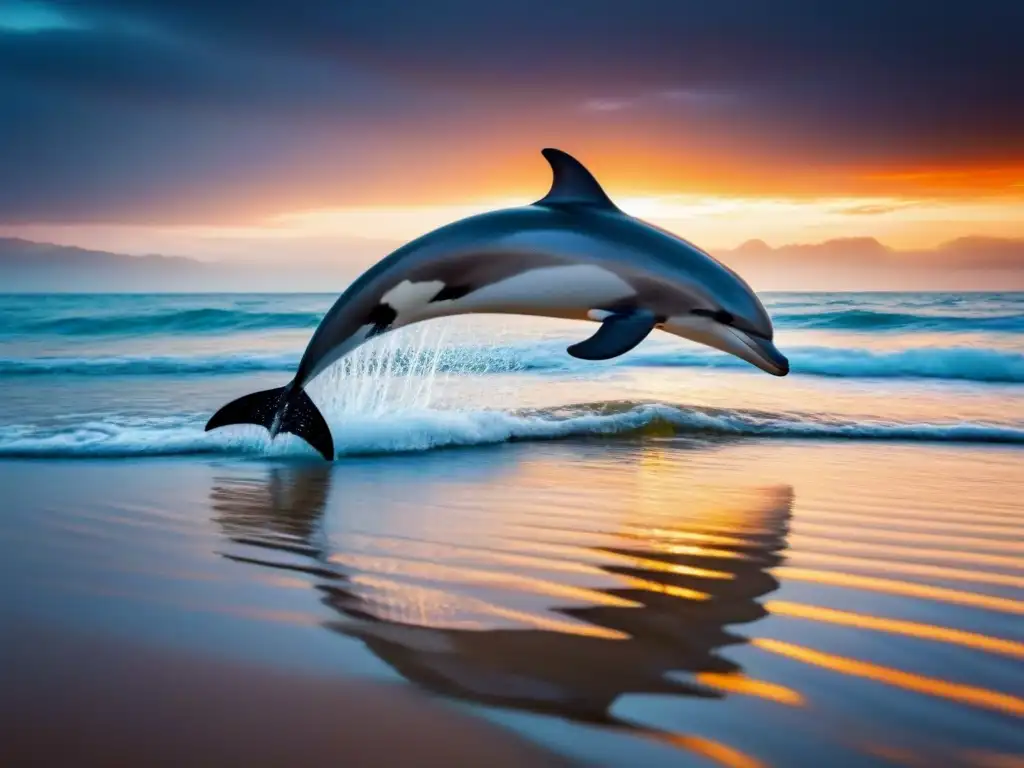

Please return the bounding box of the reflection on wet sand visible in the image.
[210,462,794,764]
[214,467,332,561]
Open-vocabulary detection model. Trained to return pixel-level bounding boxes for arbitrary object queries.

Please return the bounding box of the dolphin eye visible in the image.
[692,308,735,325]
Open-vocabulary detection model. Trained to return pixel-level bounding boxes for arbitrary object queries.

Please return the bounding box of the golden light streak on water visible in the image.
[693,672,805,706]
[753,639,1024,717]
[785,551,1024,589]
[766,601,1024,658]
[777,567,1024,614]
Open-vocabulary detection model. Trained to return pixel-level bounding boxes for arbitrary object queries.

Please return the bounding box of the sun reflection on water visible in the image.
[208,440,1023,765]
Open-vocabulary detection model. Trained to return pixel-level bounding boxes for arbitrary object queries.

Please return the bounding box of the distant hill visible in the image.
[2,235,1022,292]
[0,238,207,292]
[715,236,1024,290]
[0,238,354,292]
[720,235,1024,270]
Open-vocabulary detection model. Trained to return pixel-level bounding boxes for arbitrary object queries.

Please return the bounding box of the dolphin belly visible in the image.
[401,263,637,325]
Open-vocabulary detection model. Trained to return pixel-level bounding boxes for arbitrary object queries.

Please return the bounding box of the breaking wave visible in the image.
[772,309,1024,333]
[0,403,1020,459]
[620,345,1024,383]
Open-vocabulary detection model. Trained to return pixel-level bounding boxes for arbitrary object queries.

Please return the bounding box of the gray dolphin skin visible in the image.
[206,148,789,460]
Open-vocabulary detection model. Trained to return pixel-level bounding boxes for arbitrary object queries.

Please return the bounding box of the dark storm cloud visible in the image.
[2,0,1023,222]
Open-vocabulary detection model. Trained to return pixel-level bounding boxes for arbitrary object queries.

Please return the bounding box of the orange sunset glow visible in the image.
[2,1,1023,289]
[6,149,1024,251]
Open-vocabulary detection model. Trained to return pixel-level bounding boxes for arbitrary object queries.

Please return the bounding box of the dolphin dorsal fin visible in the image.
[535,148,619,210]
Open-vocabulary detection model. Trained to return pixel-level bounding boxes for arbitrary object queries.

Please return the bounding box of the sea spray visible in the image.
[310,323,433,419]
[307,320,530,425]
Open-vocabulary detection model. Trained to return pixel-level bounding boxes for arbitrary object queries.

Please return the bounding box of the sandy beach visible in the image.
[1,438,1021,766]
[2,620,571,767]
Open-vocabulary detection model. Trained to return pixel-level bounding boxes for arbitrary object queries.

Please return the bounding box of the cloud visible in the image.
[581,97,634,113]
[0,17,456,222]
[1,0,1023,223]
[835,202,921,216]
[837,204,899,216]
[582,88,736,113]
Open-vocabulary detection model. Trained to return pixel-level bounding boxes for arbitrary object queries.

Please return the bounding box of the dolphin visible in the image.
[206,148,789,460]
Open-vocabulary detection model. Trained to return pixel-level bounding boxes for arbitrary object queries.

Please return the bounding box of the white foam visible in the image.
[0,404,1020,459]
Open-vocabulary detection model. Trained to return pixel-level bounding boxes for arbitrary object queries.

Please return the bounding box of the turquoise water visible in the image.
[0,292,1022,456]
[1,292,1022,766]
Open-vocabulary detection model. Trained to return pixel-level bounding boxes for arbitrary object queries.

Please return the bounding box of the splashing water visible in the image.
[307,320,528,422]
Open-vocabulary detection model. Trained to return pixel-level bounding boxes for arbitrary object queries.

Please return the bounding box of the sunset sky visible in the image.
[1,0,1022,284]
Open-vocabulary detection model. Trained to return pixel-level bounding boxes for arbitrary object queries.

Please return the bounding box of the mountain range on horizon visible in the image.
[2,235,1022,293]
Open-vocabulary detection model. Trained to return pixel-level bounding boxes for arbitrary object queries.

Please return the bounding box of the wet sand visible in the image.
[1,441,1022,766]
[1,620,571,767]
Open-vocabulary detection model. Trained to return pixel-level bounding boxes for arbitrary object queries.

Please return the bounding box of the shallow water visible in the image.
[1,292,1022,766]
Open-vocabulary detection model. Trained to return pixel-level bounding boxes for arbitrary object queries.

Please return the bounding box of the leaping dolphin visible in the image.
[206,148,789,460]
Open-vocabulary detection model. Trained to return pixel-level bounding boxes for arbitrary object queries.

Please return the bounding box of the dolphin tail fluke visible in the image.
[205,385,335,461]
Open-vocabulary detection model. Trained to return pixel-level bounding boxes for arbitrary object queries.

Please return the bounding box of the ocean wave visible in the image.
[5,304,1022,337]
[0,404,1020,459]
[3,344,1023,383]
[5,308,323,336]
[772,309,1024,332]
[0,353,302,376]
[619,345,1024,383]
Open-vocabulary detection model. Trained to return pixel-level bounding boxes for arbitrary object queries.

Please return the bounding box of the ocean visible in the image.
[1,291,1022,765]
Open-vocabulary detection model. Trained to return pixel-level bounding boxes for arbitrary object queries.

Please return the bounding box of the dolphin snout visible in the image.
[719,325,789,376]
[743,334,790,377]
[663,317,790,377]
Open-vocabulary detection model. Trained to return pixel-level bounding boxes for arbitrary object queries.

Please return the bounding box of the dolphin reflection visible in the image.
[211,464,793,733]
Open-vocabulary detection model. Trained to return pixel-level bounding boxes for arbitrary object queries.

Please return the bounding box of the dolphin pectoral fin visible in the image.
[567,310,657,360]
